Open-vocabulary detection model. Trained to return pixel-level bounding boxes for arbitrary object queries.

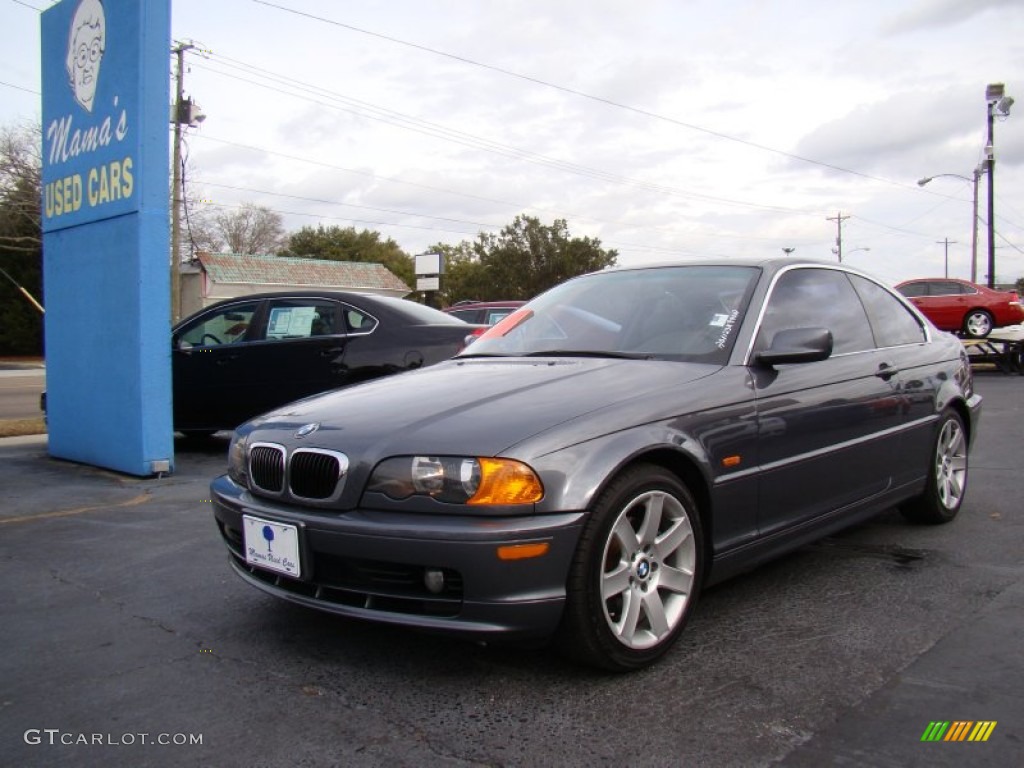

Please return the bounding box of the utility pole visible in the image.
[170,42,195,323]
[971,166,982,284]
[827,212,849,262]
[937,238,956,279]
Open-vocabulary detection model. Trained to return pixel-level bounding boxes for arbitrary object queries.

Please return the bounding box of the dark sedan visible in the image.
[173,291,481,434]
[210,260,982,671]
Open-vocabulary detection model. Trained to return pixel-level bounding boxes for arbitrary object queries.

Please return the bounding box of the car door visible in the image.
[242,296,353,416]
[172,299,263,431]
[848,273,935,489]
[750,266,908,535]
[914,280,969,330]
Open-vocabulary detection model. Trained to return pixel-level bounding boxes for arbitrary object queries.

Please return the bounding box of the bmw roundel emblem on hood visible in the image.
[295,422,320,438]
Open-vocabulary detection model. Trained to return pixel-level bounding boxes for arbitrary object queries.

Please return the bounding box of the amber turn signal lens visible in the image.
[497,542,551,561]
[468,458,544,505]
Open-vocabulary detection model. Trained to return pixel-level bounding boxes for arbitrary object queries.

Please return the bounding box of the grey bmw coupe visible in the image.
[211,259,982,671]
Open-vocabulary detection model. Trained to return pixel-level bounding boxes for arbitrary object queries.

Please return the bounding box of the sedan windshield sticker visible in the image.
[714,309,740,349]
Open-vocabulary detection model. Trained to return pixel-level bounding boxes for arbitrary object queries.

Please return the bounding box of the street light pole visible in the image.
[985,83,1014,288]
[987,86,997,288]
[971,166,982,283]
[917,170,985,282]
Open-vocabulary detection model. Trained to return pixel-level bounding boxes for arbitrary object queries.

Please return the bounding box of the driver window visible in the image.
[179,302,259,347]
[757,269,874,355]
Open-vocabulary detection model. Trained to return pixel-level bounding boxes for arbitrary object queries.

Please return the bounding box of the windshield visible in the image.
[460,265,759,364]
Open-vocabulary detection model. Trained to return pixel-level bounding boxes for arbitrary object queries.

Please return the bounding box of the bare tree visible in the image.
[0,122,42,253]
[0,121,43,354]
[184,204,224,255]
[214,203,286,255]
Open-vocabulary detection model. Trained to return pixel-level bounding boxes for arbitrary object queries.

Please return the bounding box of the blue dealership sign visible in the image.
[41,0,173,476]
[41,0,155,229]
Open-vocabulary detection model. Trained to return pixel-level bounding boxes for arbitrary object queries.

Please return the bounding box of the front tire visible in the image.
[557,464,703,671]
[901,410,968,524]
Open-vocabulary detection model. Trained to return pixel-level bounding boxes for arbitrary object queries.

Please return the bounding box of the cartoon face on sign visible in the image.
[65,0,106,113]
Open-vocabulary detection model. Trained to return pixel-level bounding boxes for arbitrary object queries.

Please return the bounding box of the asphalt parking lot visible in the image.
[1,373,1021,767]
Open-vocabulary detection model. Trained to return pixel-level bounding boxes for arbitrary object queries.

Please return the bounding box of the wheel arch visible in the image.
[944,396,974,446]
[544,441,715,585]
[618,449,715,583]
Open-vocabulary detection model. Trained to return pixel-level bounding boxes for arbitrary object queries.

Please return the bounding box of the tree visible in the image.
[182,203,224,255]
[0,122,43,356]
[212,203,286,255]
[282,224,414,287]
[438,215,617,304]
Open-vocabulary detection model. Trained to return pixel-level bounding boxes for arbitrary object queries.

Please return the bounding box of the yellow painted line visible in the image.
[0,492,151,525]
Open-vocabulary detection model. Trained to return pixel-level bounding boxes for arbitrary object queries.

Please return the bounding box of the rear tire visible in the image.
[556,464,703,671]
[901,410,968,524]
[963,310,993,338]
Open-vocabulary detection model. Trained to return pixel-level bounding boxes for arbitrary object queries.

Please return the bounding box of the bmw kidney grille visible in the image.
[249,443,348,502]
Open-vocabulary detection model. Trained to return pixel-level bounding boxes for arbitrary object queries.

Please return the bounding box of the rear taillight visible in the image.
[460,328,487,350]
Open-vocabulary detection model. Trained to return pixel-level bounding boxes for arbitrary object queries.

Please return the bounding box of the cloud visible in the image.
[881,0,1021,35]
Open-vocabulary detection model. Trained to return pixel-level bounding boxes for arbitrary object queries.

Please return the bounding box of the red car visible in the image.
[895,278,1024,338]
[442,300,526,325]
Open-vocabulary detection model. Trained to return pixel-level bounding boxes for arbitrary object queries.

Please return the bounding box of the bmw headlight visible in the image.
[367,456,543,505]
[227,432,250,486]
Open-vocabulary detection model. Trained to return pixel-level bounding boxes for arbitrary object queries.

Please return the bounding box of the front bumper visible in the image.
[211,474,585,641]
[966,391,983,446]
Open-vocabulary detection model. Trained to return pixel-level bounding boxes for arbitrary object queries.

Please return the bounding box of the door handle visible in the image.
[215,354,239,365]
[320,347,345,358]
[875,363,899,380]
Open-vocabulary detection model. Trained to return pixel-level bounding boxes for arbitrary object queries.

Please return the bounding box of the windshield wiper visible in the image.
[522,350,653,360]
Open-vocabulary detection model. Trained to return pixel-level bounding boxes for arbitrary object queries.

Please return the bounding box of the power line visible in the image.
[189,134,835,251]
[189,52,813,217]
[194,200,483,238]
[197,181,505,230]
[193,133,596,224]
[0,80,40,96]
[252,0,919,192]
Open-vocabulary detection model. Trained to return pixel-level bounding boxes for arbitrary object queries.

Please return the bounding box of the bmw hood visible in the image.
[241,356,719,460]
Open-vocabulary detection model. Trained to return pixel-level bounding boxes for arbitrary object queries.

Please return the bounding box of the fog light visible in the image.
[424,568,445,594]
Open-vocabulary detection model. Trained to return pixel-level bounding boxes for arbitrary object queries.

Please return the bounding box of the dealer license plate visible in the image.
[242,515,301,578]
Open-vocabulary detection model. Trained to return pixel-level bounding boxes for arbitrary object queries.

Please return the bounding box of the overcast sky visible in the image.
[3,0,1023,286]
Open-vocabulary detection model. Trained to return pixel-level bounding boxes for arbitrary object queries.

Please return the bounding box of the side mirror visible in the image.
[175,338,194,353]
[755,327,832,366]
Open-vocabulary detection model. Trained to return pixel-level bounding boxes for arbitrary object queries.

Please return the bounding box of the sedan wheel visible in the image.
[901,410,968,524]
[963,310,993,338]
[557,464,703,671]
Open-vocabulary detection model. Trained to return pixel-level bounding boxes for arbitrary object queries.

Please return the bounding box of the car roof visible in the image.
[174,291,459,329]
[578,257,886,282]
